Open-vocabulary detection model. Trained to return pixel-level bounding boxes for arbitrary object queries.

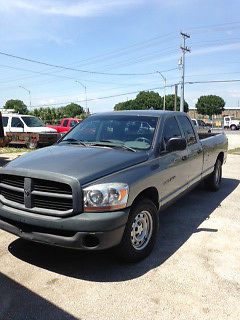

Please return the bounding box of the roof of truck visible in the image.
[91,110,186,117]
[1,114,35,117]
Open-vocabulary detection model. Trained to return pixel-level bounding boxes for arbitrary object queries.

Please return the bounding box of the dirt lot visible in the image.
[0,154,239,320]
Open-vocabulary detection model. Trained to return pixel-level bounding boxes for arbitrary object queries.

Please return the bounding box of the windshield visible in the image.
[22,116,45,127]
[61,115,158,150]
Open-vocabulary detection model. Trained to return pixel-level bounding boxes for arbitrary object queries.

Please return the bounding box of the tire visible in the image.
[230,124,237,131]
[26,140,38,149]
[116,199,158,262]
[204,159,222,191]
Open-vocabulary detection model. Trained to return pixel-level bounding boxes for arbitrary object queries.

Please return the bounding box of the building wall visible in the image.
[188,109,240,119]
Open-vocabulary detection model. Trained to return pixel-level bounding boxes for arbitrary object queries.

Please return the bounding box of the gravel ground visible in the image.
[0,155,239,320]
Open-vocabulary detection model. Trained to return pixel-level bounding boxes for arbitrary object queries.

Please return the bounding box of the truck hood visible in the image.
[5,144,149,185]
[27,127,57,133]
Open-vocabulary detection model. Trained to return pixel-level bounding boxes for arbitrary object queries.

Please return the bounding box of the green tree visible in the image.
[196,95,225,116]
[114,99,136,111]
[3,99,28,114]
[114,91,162,111]
[165,94,189,112]
[62,103,84,117]
[114,91,189,112]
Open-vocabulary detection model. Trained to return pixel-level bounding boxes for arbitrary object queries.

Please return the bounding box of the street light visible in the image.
[156,71,166,110]
[19,86,31,108]
[75,80,88,113]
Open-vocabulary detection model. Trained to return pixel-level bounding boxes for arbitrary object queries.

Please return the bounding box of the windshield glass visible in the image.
[22,116,45,127]
[61,115,158,150]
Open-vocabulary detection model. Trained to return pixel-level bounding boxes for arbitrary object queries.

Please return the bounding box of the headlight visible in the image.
[83,183,129,212]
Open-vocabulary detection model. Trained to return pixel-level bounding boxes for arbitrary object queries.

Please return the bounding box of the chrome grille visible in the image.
[0,174,73,213]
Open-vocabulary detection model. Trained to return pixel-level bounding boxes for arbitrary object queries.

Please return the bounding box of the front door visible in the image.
[157,115,189,205]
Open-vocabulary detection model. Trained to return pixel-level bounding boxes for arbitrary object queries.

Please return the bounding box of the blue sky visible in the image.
[0,0,240,113]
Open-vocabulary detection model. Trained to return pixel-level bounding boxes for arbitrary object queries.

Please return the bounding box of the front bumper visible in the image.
[0,204,130,250]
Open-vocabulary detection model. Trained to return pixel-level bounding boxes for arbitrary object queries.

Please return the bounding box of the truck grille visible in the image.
[0,174,73,214]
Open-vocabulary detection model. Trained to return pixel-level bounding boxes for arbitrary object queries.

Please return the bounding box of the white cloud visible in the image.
[0,0,142,17]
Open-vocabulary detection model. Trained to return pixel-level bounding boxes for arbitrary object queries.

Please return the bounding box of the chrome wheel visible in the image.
[131,210,153,250]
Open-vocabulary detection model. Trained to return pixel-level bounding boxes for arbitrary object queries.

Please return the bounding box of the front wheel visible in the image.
[116,199,158,262]
[204,159,222,191]
[26,140,38,149]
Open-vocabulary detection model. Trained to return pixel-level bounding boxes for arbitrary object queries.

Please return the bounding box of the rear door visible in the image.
[10,117,24,133]
[176,114,203,186]
[158,115,189,205]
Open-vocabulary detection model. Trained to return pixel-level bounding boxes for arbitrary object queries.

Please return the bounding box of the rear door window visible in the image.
[2,116,9,127]
[177,115,197,145]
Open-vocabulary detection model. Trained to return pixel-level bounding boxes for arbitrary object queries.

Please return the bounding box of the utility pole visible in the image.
[156,71,166,110]
[75,81,88,113]
[174,84,178,111]
[180,32,190,112]
[19,86,31,109]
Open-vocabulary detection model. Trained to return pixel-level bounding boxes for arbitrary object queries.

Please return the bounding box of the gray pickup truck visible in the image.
[0,111,228,262]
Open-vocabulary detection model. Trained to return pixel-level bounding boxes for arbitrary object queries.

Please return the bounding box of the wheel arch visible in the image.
[217,151,224,164]
[131,187,159,209]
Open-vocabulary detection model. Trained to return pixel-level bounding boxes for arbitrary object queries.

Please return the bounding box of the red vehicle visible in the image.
[47,118,81,133]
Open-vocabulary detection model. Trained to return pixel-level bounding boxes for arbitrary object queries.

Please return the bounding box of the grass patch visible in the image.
[0,147,30,154]
[228,148,240,155]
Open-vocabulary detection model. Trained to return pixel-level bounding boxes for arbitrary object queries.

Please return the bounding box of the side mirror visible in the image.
[166,137,187,152]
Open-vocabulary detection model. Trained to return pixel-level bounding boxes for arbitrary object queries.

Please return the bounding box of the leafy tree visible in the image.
[114,99,137,111]
[3,99,28,114]
[62,103,84,118]
[114,91,189,112]
[165,94,189,113]
[114,91,162,111]
[29,103,86,124]
[134,91,162,110]
[196,95,225,116]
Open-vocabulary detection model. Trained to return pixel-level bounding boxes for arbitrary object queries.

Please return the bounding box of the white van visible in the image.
[2,114,57,133]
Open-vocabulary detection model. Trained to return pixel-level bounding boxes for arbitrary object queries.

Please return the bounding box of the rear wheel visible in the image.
[116,199,158,262]
[204,159,222,191]
[230,124,237,131]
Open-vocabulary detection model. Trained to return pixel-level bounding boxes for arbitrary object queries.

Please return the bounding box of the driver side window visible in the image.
[161,117,182,152]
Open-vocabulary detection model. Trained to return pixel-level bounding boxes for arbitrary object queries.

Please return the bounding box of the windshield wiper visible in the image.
[61,138,87,146]
[90,140,136,152]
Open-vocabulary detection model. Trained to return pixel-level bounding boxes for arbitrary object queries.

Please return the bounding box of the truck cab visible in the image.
[47,118,81,133]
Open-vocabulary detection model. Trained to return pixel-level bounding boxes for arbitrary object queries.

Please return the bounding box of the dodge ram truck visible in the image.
[0,111,228,262]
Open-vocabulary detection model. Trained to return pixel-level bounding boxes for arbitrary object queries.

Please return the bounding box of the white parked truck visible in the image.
[2,114,59,148]
[223,116,240,130]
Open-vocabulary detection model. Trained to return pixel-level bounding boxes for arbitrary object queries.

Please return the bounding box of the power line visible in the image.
[28,84,176,108]
[0,64,178,88]
[26,78,240,109]
[186,79,240,84]
[0,51,157,76]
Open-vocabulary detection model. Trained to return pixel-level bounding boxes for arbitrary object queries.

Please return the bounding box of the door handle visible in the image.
[182,155,188,161]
